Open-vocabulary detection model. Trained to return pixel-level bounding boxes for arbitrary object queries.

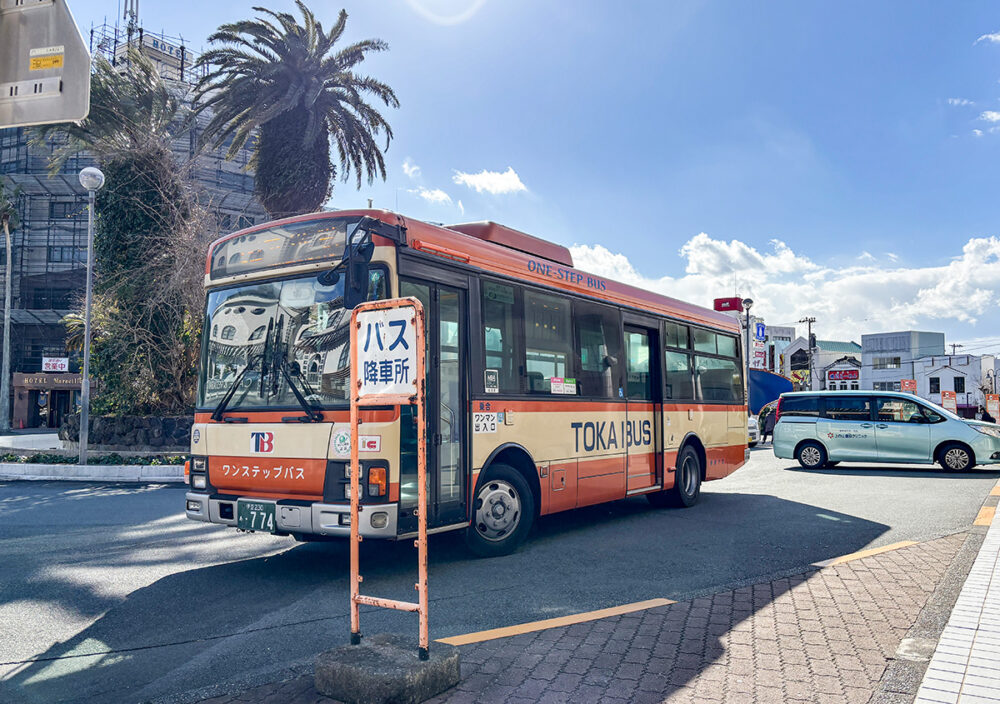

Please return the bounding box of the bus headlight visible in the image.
[193,457,206,472]
[192,474,207,489]
[370,512,388,529]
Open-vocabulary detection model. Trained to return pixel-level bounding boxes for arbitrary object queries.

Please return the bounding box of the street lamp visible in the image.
[742,298,753,415]
[78,167,104,466]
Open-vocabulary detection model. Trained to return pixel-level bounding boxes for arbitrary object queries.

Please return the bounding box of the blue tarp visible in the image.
[748,368,793,414]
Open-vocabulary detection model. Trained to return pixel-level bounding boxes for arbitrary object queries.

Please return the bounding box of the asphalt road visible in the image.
[1,448,997,704]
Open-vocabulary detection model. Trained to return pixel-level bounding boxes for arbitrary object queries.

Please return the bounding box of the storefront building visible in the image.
[12,372,94,430]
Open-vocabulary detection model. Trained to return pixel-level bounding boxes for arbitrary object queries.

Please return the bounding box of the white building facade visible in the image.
[860,331,945,392]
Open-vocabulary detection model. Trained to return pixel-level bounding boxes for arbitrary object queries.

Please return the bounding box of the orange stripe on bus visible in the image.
[193,408,400,424]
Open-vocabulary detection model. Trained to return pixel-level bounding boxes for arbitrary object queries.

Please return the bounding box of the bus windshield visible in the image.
[197,270,387,410]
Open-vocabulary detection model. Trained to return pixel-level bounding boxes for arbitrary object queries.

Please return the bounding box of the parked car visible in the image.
[772,390,1000,471]
[748,415,759,447]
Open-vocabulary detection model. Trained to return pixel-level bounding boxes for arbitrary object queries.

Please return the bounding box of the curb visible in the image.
[0,462,185,483]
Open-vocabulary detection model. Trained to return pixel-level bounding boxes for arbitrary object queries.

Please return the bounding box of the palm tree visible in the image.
[194,2,399,218]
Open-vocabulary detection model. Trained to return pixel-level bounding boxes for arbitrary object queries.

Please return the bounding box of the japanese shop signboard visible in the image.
[987,394,999,419]
[900,379,917,394]
[941,390,958,413]
[42,357,69,372]
[355,304,418,398]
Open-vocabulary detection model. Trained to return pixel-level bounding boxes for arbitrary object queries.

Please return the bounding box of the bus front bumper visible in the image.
[184,492,399,539]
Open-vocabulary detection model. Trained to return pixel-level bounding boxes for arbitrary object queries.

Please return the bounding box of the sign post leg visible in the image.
[415,308,429,661]
[350,321,361,646]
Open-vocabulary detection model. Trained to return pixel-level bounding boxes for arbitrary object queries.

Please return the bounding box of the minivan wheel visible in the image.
[796,441,827,469]
[939,443,974,472]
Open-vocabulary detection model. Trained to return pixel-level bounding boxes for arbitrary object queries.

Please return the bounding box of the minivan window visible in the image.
[920,405,945,424]
[780,396,821,417]
[825,397,871,421]
[876,397,923,423]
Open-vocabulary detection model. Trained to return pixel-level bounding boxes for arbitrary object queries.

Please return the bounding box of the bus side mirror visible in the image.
[343,239,375,310]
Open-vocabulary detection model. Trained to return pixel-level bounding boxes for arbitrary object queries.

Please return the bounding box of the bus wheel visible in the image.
[465,464,535,558]
[649,445,702,508]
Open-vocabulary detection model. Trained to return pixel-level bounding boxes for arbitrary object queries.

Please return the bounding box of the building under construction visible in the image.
[0,12,268,428]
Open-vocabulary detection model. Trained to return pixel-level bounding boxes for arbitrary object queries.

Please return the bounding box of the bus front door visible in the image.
[398,278,469,533]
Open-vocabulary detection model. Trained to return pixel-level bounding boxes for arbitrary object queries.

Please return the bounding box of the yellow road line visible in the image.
[436,598,675,646]
[975,506,996,526]
[990,486,1000,497]
[812,541,917,568]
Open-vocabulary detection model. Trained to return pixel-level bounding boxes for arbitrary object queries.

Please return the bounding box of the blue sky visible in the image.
[69,0,1000,350]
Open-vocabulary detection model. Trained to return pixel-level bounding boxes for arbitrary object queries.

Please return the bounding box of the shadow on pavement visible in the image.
[1,491,889,704]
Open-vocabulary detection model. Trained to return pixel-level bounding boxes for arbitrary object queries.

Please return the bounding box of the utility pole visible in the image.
[799,317,816,390]
[950,343,964,356]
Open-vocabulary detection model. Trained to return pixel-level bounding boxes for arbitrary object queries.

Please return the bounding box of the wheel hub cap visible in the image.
[475,481,521,542]
[946,449,968,469]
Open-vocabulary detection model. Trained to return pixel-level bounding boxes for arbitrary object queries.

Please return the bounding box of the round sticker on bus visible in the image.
[332,428,351,457]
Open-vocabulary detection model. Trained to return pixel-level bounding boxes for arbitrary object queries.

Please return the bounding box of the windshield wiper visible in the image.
[211,353,263,421]
[276,354,324,423]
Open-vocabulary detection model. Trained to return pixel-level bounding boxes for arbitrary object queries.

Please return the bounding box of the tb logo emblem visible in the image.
[250,431,274,454]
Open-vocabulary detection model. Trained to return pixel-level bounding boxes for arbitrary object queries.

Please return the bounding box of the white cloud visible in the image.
[409,187,451,204]
[452,167,527,195]
[886,252,899,262]
[980,110,1000,122]
[976,31,1000,44]
[974,129,985,137]
[457,200,465,216]
[948,97,975,106]
[858,251,876,262]
[570,233,1000,341]
[402,158,421,179]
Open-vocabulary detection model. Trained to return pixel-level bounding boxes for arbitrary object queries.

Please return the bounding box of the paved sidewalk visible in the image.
[196,532,967,704]
[914,499,1000,703]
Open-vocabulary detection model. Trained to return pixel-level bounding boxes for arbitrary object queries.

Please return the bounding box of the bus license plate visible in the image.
[237,500,276,533]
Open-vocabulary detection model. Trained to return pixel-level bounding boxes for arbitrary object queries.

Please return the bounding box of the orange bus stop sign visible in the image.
[348,297,429,659]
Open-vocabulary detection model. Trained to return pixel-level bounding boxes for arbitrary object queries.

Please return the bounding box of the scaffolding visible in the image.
[0,13,267,378]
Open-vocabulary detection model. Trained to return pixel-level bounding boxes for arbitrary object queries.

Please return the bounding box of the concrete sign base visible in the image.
[315,633,460,704]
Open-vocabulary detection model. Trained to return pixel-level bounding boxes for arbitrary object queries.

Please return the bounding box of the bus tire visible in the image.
[649,445,702,508]
[939,443,974,472]
[465,464,535,558]
[796,441,827,469]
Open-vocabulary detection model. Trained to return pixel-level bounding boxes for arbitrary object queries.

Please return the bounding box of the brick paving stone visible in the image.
[195,533,966,704]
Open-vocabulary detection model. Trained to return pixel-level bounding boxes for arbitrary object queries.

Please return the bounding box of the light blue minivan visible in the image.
[772,391,1000,471]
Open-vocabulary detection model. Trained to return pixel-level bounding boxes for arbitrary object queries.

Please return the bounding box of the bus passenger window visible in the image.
[574,301,623,399]
[664,322,689,349]
[481,280,521,394]
[694,356,742,403]
[664,351,693,400]
[524,290,572,394]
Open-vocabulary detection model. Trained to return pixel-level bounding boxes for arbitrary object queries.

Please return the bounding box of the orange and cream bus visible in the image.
[184,210,747,556]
